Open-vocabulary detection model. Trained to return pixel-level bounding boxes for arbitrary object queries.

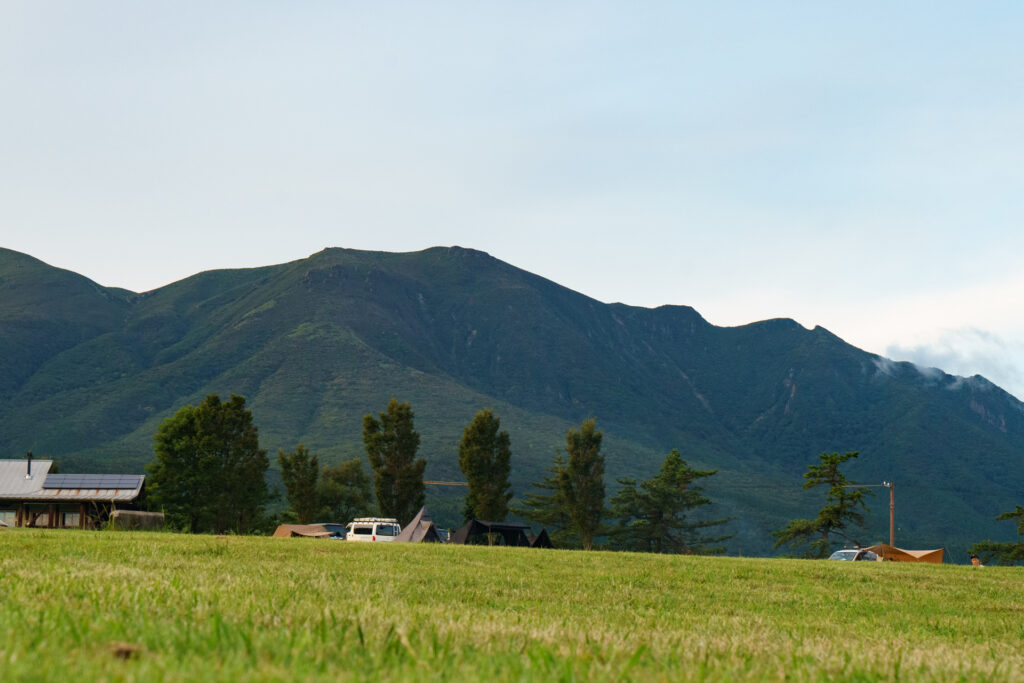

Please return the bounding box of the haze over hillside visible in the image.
[1,245,1021,556]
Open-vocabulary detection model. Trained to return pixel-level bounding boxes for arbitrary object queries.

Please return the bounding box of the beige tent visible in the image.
[866,543,944,564]
[272,524,334,538]
[394,507,441,543]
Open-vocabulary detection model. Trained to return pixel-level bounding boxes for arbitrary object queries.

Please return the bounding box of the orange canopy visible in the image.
[865,543,944,563]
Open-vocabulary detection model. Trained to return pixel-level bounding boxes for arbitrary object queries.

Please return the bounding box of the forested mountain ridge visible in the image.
[1,245,1021,555]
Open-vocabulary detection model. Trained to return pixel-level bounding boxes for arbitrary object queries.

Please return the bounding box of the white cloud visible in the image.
[886,328,1023,399]
[694,273,1024,401]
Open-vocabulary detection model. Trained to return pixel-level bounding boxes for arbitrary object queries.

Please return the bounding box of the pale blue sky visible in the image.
[2,3,1022,398]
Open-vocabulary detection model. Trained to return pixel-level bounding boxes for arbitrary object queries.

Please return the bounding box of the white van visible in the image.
[345,517,402,542]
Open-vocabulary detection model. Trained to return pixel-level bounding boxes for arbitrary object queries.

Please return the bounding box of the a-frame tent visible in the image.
[393,506,441,543]
[529,529,553,548]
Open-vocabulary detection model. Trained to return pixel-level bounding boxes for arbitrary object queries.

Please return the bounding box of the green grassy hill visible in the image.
[1,246,1022,555]
[1,529,1022,681]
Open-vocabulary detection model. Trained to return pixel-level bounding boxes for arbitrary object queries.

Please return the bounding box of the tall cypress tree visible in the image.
[560,418,605,551]
[362,398,426,526]
[458,409,513,522]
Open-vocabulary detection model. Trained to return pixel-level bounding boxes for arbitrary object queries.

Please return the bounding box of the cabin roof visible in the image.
[0,460,144,502]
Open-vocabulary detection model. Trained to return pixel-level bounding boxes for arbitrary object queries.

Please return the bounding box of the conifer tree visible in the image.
[458,409,513,522]
[362,398,426,526]
[609,449,731,554]
[514,453,575,547]
[560,418,606,550]
[969,505,1024,565]
[772,451,872,558]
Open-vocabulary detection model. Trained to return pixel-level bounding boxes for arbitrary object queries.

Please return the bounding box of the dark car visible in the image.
[311,523,347,539]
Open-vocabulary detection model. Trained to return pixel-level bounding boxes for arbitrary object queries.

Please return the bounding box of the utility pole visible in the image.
[882,481,894,546]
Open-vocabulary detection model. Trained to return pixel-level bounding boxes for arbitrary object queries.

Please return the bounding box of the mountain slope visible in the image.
[0,246,1021,555]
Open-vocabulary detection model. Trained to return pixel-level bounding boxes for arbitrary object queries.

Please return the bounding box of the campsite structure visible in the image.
[272,524,340,538]
[0,456,147,529]
[865,544,945,563]
[394,507,442,543]
[451,519,553,547]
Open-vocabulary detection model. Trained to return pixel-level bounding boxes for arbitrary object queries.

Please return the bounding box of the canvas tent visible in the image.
[451,519,533,546]
[393,506,441,543]
[272,524,335,538]
[528,529,553,548]
[865,544,944,564]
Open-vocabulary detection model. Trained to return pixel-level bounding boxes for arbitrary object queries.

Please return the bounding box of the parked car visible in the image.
[345,517,402,542]
[828,548,879,562]
[310,523,347,539]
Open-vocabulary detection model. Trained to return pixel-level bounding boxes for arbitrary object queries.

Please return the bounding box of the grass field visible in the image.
[1,530,1022,681]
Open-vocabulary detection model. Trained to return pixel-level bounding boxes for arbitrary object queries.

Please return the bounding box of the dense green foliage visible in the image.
[561,418,606,550]
[147,394,270,533]
[514,454,576,547]
[458,409,513,522]
[2,246,1024,555]
[2,529,1023,681]
[277,445,320,524]
[318,458,375,523]
[363,398,426,526]
[277,446,375,524]
[970,505,1024,565]
[772,452,872,558]
[609,449,731,554]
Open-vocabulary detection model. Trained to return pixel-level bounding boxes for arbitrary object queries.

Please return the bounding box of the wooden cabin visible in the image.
[0,458,146,530]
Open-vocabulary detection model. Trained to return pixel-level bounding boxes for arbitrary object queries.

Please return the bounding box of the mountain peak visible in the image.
[2,245,1022,555]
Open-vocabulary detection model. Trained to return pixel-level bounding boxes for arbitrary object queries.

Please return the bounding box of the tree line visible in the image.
[145,393,1024,562]
[145,393,732,553]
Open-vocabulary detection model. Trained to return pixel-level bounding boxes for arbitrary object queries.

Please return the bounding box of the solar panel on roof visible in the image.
[43,474,144,489]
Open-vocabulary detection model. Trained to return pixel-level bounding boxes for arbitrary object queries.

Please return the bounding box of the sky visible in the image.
[2,3,1022,399]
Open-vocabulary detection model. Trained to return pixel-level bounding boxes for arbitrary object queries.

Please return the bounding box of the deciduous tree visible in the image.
[278,445,320,524]
[147,394,269,534]
[609,449,732,554]
[458,409,513,522]
[318,459,374,523]
[772,451,872,558]
[362,398,426,526]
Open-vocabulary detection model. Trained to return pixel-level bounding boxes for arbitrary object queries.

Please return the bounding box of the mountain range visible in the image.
[1,245,1021,556]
